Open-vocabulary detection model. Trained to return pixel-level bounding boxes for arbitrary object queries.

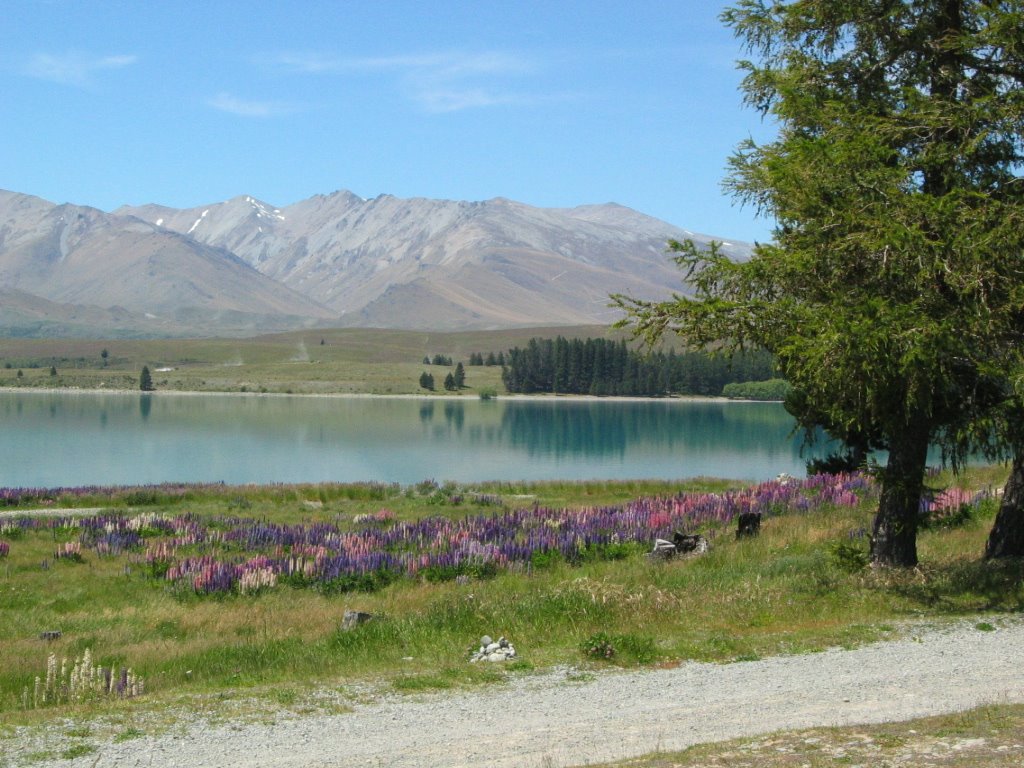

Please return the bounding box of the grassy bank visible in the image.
[1,467,1019,730]
[0,326,614,396]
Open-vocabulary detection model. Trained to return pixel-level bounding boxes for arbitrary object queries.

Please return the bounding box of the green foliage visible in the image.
[922,497,994,531]
[122,489,164,506]
[502,335,777,396]
[478,386,497,400]
[806,451,868,476]
[418,371,435,390]
[615,1,1024,567]
[420,560,499,583]
[828,539,870,573]
[61,744,97,760]
[581,632,616,660]
[529,548,564,570]
[139,365,154,392]
[580,632,657,665]
[722,378,790,401]
[312,569,399,595]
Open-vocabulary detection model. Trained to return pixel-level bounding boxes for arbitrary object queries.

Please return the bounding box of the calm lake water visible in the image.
[0,391,828,488]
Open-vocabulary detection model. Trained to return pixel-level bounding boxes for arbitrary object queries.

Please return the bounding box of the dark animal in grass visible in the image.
[736,511,762,539]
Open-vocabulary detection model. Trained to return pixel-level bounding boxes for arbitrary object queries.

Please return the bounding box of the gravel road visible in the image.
[7,617,1022,768]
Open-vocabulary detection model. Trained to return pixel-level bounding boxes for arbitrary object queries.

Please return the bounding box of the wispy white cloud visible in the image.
[279,51,530,76]
[275,50,538,113]
[25,51,136,86]
[207,92,298,118]
[415,87,513,113]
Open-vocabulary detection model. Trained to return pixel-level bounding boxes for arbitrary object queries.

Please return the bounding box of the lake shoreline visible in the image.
[0,389,802,488]
[0,386,776,404]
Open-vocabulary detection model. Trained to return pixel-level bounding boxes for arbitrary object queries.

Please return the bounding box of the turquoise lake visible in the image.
[0,391,828,488]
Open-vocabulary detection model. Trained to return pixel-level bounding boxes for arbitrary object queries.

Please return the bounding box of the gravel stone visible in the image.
[9,617,1024,768]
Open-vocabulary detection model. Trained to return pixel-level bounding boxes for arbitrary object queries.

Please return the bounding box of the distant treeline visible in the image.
[499,337,779,397]
[466,351,507,366]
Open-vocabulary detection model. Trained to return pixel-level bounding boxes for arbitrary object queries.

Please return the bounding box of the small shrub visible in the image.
[581,632,616,661]
[123,490,163,506]
[315,569,398,595]
[529,548,563,570]
[414,479,439,496]
[569,540,644,565]
[580,631,655,664]
[828,539,869,573]
[421,560,498,583]
[615,633,658,664]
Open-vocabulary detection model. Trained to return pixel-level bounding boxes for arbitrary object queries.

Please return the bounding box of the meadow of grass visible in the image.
[1,466,1019,729]
[0,325,614,396]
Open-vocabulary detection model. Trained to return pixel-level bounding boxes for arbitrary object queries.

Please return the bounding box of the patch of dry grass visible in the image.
[592,704,1024,768]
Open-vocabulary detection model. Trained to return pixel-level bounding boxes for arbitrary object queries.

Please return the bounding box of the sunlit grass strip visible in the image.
[0,480,400,508]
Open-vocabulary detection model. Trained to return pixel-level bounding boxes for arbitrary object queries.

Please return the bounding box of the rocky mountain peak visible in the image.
[4,186,753,335]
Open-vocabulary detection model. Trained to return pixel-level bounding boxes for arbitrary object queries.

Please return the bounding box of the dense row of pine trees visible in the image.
[500,337,777,397]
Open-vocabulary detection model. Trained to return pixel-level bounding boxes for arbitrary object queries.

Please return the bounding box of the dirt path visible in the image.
[7,617,1021,768]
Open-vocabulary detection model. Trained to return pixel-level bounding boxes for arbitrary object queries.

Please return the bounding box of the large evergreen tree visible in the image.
[616,0,1024,567]
[978,354,1024,558]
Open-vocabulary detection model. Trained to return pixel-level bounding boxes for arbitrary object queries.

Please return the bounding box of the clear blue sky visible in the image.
[2,1,777,243]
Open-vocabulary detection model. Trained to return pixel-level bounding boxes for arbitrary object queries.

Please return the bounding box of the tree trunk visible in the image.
[871,418,931,567]
[985,452,1024,559]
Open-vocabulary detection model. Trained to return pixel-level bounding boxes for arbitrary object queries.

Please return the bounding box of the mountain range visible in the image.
[0,188,752,337]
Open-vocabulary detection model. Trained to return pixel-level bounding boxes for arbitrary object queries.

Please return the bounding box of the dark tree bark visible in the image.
[871,417,931,568]
[985,453,1024,559]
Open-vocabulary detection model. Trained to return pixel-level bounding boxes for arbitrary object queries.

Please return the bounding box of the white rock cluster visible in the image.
[470,635,517,663]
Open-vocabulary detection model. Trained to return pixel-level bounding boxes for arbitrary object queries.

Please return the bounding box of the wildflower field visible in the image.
[0,467,1019,721]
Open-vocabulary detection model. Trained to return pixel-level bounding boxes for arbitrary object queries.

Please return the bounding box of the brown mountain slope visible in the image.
[0,190,335,335]
[120,191,752,330]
